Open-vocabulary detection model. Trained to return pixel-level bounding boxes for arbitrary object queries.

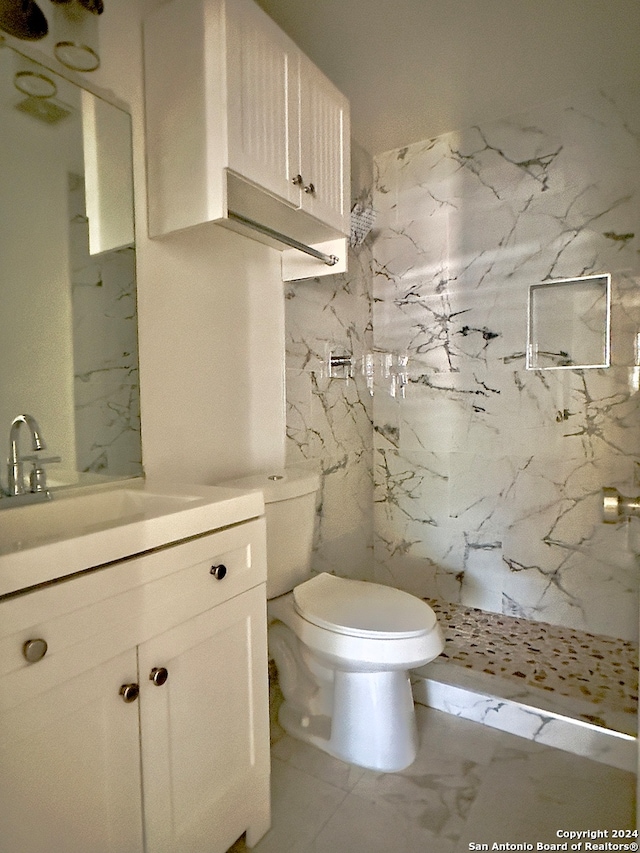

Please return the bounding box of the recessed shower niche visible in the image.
[526,274,611,370]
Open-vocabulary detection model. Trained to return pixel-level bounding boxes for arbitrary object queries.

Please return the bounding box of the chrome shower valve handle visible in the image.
[602,486,640,523]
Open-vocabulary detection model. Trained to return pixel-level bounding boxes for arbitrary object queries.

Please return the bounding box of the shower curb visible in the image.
[412,664,636,773]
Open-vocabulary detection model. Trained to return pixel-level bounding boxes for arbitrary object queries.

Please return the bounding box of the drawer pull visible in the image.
[150,667,168,686]
[210,564,227,581]
[303,182,316,195]
[119,683,140,703]
[23,638,48,663]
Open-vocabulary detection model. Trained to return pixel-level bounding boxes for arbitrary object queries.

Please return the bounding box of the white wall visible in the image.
[137,223,285,483]
[76,0,286,483]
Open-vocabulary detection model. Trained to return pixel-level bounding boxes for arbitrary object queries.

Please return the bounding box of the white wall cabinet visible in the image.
[0,519,270,853]
[144,0,350,280]
[225,0,349,234]
[297,55,350,233]
[225,0,300,211]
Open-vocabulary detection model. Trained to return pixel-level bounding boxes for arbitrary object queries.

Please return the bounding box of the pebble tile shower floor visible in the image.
[426,598,638,717]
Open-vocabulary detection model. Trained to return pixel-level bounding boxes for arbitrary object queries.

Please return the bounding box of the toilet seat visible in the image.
[293,573,438,640]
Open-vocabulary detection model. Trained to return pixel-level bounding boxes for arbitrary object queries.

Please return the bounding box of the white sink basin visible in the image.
[0,479,264,597]
[0,488,197,546]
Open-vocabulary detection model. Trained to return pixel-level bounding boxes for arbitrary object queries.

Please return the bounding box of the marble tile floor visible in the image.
[228,705,636,853]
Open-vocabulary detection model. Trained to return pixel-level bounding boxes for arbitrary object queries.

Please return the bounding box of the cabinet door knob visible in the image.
[303,182,316,195]
[210,563,227,580]
[149,667,169,686]
[119,683,140,703]
[291,174,303,186]
[22,638,48,663]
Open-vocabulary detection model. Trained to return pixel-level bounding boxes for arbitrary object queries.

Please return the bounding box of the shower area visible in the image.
[283,82,640,769]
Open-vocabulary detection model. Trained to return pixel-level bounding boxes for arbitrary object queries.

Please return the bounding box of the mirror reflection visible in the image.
[0,44,141,492]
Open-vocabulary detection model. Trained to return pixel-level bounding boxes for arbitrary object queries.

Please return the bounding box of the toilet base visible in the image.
[278,668,418,772]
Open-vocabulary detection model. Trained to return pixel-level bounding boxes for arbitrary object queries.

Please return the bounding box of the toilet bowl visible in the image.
[221,466,444,771]
[269,572,443,770]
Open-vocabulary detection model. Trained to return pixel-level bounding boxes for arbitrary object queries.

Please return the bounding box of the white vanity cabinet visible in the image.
[138,583,269,853]
[144,0,350,279]
[0,645,143,853]
[0,518,270,853]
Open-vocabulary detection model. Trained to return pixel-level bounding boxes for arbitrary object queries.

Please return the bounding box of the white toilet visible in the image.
[223,466,444,772]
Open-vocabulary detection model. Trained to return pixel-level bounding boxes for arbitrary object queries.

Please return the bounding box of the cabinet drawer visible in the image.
[134,528,267,634]
[0,519,267,690]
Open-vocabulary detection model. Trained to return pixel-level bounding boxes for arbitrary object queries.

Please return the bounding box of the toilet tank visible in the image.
[220,466,320,599]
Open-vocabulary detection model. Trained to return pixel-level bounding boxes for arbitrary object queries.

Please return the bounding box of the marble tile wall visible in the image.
[284,140,375,581]
[285,85,640,644]
[284,241,374,580]
[372,83,640,642]
[69,176,141,477]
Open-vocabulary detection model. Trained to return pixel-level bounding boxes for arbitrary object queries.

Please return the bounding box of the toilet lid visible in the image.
[293,573,437,640]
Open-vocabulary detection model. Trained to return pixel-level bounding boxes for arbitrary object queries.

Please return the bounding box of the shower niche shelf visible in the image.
[527,273,611,370]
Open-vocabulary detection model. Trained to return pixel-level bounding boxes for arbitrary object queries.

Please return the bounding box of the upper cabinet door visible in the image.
[225,0,349,231]
[226,0,300,208]
[298,57,350,234]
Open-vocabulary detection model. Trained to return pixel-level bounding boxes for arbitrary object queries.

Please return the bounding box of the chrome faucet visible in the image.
[0,415,60,509]
[8,414,45,496]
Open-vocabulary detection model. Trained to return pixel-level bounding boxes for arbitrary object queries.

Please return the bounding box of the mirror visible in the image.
[0,43,141,490]
[527,274,611,370]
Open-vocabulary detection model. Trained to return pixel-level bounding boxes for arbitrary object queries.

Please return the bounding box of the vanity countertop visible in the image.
[0,478,264,598]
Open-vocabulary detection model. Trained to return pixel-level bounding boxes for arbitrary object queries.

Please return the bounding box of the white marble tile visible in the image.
[68,177,140,478]
[284,228,375,583]
[373,518,470,601]
[248,759,347,853]
[455,739,636,849]
[414,675,635,772]
[421,662,635,735]
[298,789,456,853]
[285,368,314,453]
[414,703,505,766]
[271,735,366,793]
[284,81,640,710]
[398,381,472,453]
[370,82,640,640]
[312,449,373,579]
[460,545,509,613]
[501,514,638,640]
[240,704,635,853]
[374,447,449,527]
[349,736,485,844]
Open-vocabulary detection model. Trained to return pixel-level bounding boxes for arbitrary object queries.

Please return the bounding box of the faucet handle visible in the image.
[22,456,61,493]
